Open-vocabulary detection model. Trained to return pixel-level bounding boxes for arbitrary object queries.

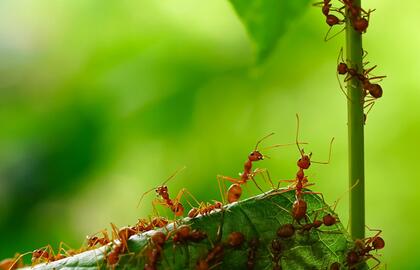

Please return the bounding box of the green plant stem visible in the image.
[345,0,365,241]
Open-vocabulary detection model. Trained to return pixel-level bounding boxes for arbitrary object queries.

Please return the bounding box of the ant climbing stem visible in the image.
[346,226,385,269]
[313,0,346,41]
[137,167,200,224]
[337,47,386,120]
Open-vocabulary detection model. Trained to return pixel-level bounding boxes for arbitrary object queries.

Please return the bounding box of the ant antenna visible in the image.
[330,179,360,212]
[254,132,275,150]
[311,137,335,164]
[262,142,308,151]
[295,114,304,155]
[7,251,32,270]
[137,166,187,208]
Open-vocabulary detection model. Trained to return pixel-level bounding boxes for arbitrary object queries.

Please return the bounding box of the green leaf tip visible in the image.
[20,189,366,270]
[228,0,311,63]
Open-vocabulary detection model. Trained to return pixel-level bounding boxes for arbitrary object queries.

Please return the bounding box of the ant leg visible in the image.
[217,175,241,204]
[174,188,200,209]
[365,254,382,270]
[57,242,73,257]
[311,137,335,165]
[312,1,325,7]
[248,174,265,194]
[337,71,353,101]
[368,75,387,82]
[277,179,296,190]
[302,190,325,203]
[217,175,241,184]
[363,65,377,75]
[364,101,375,118]
[324,25,346,42]
[253,168,275,189]
[8,252,32,270]
[364,226,382,246]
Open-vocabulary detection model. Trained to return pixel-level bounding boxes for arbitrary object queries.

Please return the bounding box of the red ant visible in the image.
[144,231,167,270]
[246,238,259,270]
[277,114,333,222]
[346,227,384,269]
[226,231,245,249]
[300,179,360,233]
[107,223,137,266]
[172,225,207,244]
[132,216,169,234]
[196,222,226,270]
[137,167,199,220]
[270,239,283,270]
[277,223,295,239]
[218,133,303,204]
[188,201,223,218]
[86,229,111,248]
[0,254,24,270]
[339,0,375,33]
[30,243,73,265]
[336,48,386,121]
[313,0,345,41]
[329,262,341,270]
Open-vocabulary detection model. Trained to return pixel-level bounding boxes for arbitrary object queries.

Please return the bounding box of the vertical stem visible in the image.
[345,0,365,240]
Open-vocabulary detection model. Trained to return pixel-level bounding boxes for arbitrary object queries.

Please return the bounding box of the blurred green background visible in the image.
[0,0,418,268]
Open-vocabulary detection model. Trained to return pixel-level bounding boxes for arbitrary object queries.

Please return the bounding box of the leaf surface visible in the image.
[23,190,366,270]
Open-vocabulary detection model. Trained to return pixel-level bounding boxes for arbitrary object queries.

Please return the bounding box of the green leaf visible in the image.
[228,0,311,62]
[22,189,367,270]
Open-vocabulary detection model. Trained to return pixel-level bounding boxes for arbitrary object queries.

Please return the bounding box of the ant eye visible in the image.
[250,152,255,156]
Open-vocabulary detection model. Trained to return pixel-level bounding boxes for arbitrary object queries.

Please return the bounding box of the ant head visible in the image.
[297,153,311,169]
[337,62,348,74]
[372,237,385,250]
[249,150,264,161]
[155,185,168,196]
[213,201,223,208]
[271,239,282,252]
[322,214,337,226]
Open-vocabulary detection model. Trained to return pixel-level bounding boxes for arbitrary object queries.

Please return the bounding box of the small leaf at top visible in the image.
[228,0,311,62]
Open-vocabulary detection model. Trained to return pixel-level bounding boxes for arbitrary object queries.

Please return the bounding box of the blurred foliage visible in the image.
[0,0,419,269]
[229,0,311,61]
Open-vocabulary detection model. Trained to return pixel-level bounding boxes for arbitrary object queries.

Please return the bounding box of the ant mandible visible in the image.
[137,167,200,220]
